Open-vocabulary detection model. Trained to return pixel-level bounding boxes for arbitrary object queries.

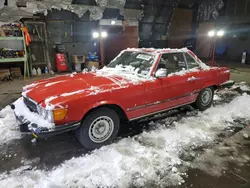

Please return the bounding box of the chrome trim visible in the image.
[126,91,199,112]
[129,101,195,121]
[22,95,38,105]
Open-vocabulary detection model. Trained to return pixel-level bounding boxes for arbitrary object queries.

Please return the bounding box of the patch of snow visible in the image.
[44,96,58,110]
[14,98,54,130]
[0,106,21,145]
[240,85,250,91]
[243,133,249,139]
[60,90,85,97]
[44,96,58,105]
[97,67,153,85]
[21,89,32,98]
[168,67,200,77]
[45,81,64,87]
[1,94,250,187]
[232,82,250,92]
[69,72,77,77]
[22,83,39,91]
[213,94,221,101]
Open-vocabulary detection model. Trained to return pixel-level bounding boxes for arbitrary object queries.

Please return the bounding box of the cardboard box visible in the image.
[72,55,85,64]
[87,61,99,70]
[0,28,6,37]
[0,69,11,81]
[10,67,22,78]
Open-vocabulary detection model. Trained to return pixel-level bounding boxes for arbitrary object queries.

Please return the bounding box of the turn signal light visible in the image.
[53,108,67,122]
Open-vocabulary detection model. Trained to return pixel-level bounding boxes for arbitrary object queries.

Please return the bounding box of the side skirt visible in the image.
[129,101,195,121]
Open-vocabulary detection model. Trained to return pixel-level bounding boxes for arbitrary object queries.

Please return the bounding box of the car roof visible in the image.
[124,48,190,54]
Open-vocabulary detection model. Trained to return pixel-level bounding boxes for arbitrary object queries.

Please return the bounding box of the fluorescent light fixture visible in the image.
[217,30,224,37]
[111,20,116,25]
[101,31,108,38]
[208,30,215,37]
[92,32,99,39]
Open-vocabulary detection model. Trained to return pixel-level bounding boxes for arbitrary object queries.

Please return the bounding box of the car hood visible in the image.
[24,71,146,104]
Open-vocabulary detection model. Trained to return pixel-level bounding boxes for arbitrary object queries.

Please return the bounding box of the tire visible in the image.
[75,107,120,150]
[195,87,214,111]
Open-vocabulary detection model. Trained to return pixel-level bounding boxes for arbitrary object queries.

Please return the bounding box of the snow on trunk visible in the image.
[1,94,250,187]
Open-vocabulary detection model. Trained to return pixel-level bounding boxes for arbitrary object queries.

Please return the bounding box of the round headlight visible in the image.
[47,111,54,123]
[42,108,47,118]
[37,105,43,115]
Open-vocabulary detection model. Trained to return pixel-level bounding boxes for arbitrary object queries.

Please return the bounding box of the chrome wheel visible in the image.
[88,116,114,143]
[201,88,213,106]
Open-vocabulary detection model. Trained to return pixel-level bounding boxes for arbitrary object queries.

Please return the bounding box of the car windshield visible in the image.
[107,51,155,76]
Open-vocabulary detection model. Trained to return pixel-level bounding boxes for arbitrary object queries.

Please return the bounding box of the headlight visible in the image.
[37,105,43,115]
[37,105,54,123]
[47,110,54,123]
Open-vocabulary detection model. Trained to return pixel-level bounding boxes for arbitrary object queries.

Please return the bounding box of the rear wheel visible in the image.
[76,107,120,150]
[195,87,214,111]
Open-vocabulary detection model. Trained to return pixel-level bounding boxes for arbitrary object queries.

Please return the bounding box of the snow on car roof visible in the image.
[124,47,190,54]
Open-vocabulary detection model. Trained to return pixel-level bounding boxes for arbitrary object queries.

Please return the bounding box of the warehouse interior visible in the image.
[1,1,250,188]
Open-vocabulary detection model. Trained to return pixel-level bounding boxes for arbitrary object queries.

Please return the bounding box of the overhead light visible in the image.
[101,31,108,38]
[111,20,116,25]
[208,30,215,37]
[217,30,224,37]
[92,32,99,39]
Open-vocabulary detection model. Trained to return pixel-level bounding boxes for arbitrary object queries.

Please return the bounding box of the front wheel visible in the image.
[75,107,120,150]
[194,87,214,111]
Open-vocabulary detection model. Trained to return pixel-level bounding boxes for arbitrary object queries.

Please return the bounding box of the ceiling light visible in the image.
[208,30,215,37]
[111,20,116,25]
[101,31,108,38]
[92,32,99,39]
[217,30,224,37]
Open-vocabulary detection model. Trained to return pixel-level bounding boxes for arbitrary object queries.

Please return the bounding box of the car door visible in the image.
[184,52,211,93]
[143,52,197,116]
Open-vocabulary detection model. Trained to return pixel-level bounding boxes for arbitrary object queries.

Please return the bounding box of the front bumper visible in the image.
[219,80,235,88]
[11,104,81,138]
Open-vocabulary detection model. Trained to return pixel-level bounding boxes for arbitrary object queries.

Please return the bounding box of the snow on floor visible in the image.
[1,94,250,188]
[232,82,250,92]
[0,106,21,145]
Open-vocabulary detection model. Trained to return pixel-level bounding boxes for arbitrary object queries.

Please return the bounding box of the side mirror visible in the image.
[155,68,167,78]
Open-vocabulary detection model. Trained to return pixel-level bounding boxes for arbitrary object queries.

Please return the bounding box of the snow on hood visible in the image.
[21,71,149,111]
[1,94,250,187]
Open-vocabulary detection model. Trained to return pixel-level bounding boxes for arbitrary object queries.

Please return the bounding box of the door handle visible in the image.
[188,76,198,81]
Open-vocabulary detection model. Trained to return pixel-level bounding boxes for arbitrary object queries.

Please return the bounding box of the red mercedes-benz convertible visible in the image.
[12,48,232,149]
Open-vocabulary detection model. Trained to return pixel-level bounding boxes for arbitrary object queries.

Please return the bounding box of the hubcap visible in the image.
[88,116,114,143]
[201,88,212,106]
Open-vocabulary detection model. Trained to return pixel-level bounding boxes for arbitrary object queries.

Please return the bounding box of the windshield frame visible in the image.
[106,50,159,78]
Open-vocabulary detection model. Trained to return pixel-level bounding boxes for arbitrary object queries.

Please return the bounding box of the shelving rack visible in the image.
[0,29,30,79]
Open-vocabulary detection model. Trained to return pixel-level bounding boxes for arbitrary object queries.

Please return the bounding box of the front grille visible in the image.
[23,97,38,113]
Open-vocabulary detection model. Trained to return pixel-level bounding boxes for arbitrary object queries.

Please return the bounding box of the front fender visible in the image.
[83,100,128,118]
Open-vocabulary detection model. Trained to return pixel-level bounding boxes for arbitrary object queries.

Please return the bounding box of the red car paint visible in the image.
[24,49,230,125]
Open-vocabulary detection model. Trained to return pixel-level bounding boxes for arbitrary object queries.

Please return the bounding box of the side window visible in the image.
[185,53,200,69]
[157,53,186,74]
